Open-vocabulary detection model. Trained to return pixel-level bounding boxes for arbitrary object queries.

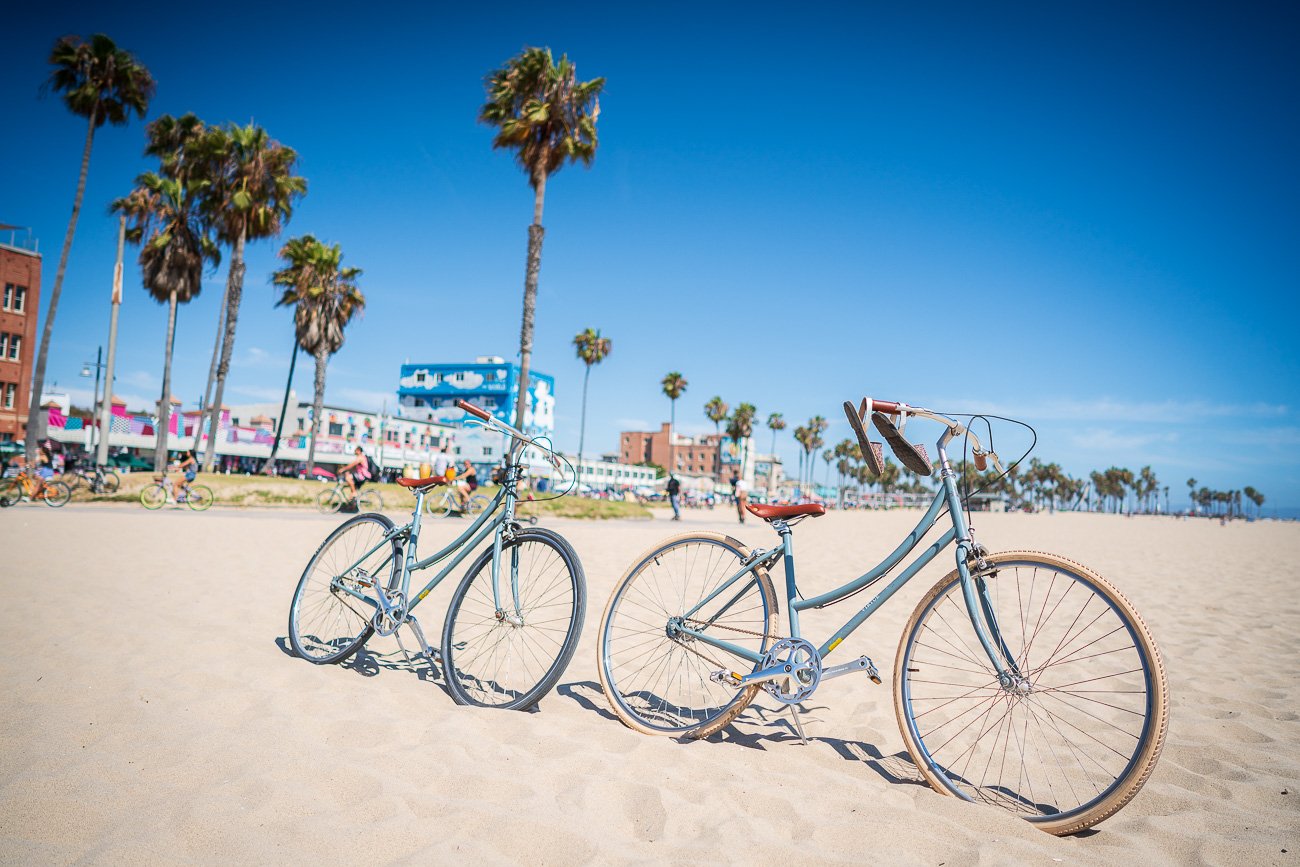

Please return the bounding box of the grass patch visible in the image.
[67,472,651,519]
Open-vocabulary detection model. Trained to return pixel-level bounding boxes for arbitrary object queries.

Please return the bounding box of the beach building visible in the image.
[619,423,756,487]
[752,453,785,491]
[397,356,556,471]
[0,226,40,443]
[562,453,659,492]
[43,389,458,476]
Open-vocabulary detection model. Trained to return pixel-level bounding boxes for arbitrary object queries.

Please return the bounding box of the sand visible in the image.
[1,503,1297,864]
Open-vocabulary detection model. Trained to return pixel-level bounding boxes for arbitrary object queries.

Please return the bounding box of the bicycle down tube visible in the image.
[675,435,1019,682]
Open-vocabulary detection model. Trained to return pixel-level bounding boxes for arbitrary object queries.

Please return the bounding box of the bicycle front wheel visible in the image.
[186,485,214,511]
[288,512,402,664]
[894,551,1168,835]
[99,471,121,494]
[466,494,488,516]
[441,527,585,710]
[357,490,383,512]
[42,481,71,508]
[597,532,779,738]
[316,488,344,514]
[140,484,167,510]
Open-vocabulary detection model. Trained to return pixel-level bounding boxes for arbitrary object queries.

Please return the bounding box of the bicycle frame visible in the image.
[329,441,533,624]
[676,425,1022,683]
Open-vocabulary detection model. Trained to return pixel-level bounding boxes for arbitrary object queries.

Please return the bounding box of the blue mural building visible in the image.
[397,357,556,472]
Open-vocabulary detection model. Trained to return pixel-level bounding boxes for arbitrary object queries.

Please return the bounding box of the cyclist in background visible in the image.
[339,446,370,506]
[454,460,478,511]
[172,450,197,501]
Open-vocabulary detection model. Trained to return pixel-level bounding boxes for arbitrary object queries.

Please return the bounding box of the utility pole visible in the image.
[95,217,124,468]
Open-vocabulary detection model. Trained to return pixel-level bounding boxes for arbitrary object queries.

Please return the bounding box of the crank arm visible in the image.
[820,655,882,684]
[708,663,791,688]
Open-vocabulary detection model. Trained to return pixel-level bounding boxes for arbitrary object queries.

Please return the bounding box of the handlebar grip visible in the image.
[869,398,901,414]
[973,451,988,471]
[456,400,491,421]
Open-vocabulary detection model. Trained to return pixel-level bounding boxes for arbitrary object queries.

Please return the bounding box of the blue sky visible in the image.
[3,2,1298,509]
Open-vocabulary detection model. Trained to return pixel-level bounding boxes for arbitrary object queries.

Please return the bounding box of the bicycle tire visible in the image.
[894,551,1168,835]
[140,484,167,510]
[186,485,214,511]
[316,488,344,514]
[99,471,121,494]
[441,527,586,710]
[358,490,383,512]
[597,532,779,738]
[425,491,453,518]
[0,480,21,507]
[42,481,72,508]
[288,512,402,665]
[466,494,489,515]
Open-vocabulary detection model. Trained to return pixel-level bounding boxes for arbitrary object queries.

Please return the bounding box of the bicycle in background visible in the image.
[317,480,383,514]
[140,474,214,511]
[0,470,71,508]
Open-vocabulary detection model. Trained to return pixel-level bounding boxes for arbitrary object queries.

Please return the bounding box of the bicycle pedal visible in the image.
[709,669,744,687]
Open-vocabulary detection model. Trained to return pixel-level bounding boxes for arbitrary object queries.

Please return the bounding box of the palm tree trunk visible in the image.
[265,335,299,473]
[202,227,247,472]
[198,278,228,465]
[577,362,590,477]
[669,398,676,475]
[25,106,98,465]
[512,178,547,431]
[305,348,327,475]
[154,290,178,473]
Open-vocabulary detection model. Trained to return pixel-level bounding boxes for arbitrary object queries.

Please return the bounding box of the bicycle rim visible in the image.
[317,489,343,514]
[359,491,382,512]
[289,513,400,664]
[140,485,167,510]
[895,551,1167,834]
[43,482,71,507]
[187,486,214,511]
[598,533,777,737]
[441,528,585,710]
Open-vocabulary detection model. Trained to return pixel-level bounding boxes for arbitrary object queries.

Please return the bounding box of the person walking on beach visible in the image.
[667,475,682,521]
[732,474,749,524]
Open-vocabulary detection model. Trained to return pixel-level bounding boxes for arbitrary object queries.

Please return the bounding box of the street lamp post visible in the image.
[80,347,106,459]
[96,217,125,469]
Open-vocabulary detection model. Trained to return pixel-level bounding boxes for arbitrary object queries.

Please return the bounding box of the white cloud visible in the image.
[936,397,1290,425]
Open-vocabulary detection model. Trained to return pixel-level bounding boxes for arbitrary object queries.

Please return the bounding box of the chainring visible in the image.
[760,637,822,705]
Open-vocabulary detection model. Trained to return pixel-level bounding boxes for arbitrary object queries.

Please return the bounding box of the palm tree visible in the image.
[271,235,364,475]
[480,47,604,430]
[1186,478,1197,514]
[113,114,218,471]
[805,415,828,489]
[26,34,154,465]
[661,372,687,475]
[705,397,728,438]
[573,328,612,479]
[766,412,786,456]
[725,402,757,480]
[793,425,809,493]
[197,122,307,470]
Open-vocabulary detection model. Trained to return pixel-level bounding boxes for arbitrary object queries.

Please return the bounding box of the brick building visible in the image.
[0,229,40,443]
[620,423,723,479]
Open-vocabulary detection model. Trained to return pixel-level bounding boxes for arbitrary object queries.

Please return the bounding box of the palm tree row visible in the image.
[34,33,378,476]
[36,38,602,477]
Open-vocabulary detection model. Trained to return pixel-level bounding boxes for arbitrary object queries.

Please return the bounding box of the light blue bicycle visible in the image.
[289,400,585,710]
[597,396,1168,835]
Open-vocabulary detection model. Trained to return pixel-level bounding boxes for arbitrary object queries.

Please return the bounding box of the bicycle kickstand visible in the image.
[397,615,439,676]
[788,704,809,745]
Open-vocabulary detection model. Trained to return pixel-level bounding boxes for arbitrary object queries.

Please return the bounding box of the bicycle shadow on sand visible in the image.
[273,636,442,685]
[557,679,927,789]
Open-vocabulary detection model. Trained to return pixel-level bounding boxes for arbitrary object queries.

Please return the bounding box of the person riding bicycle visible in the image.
[30,443,56,498]
[454,460,478,510]
[172,450,197,501]
[339,446,371,505]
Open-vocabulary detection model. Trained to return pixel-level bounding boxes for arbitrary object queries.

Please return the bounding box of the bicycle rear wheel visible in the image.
[42,481,71,507]
[316,488,344,514]
[597,532,778,738]
[0,481,16,507]
[186,485,214,511]
[288,512,401,664]
[140,484,167,510]
[441,527,585,710]
[894,551,1168,835]
[425,491,453,518]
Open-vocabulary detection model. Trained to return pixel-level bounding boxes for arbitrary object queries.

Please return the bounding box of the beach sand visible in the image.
[1,504,1297,864]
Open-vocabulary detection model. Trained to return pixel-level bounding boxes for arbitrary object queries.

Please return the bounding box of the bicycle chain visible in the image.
[674,617,786,674]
